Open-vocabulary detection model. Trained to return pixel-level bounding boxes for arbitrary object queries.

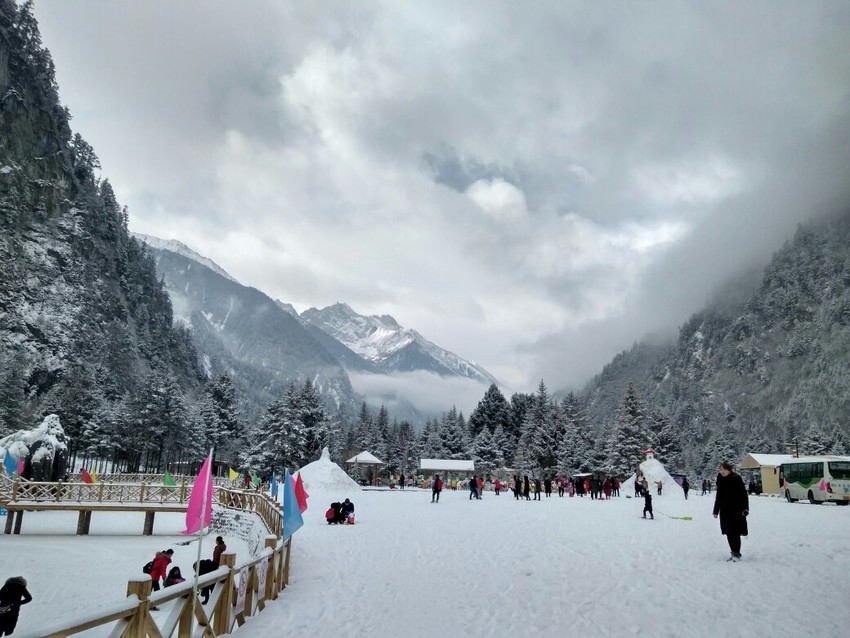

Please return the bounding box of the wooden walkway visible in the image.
[0,475,243,536]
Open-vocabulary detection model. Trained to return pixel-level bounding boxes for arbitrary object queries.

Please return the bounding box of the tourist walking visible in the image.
[431,475,443,503]
[533,477,542,501]
[682,477,690,500]
[523,475,531,501]
[149,549,174,593]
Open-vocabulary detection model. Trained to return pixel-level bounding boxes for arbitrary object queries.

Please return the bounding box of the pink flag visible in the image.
[294,473,309,513]
[81,468,93,484]
[16,459,24,476]
[182,453,213,535]
[818,479,827,491]
[783,478,788,490]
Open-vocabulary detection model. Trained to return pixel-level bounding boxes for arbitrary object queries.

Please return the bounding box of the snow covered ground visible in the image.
[3,479,849,637]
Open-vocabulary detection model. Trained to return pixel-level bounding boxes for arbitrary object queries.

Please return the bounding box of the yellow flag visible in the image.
[229,467,239,481]
[91,469,97,484]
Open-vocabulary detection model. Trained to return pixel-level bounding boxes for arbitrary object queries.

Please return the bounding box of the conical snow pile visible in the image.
[621,456,683,497]
[296,447,360,493]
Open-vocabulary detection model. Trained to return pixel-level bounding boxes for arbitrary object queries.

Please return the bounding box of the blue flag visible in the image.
[282,469,304,541]
[3,450,17,476]
[271,473,278,499]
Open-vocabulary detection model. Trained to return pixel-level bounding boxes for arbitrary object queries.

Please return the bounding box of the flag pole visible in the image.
[191,449,215,637]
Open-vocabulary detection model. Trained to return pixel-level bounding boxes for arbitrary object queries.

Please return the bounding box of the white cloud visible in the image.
[465,178,528,221]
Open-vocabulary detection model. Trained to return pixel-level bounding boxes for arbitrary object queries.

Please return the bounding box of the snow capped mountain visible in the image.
[133,233,238,283]
[301,303,498,384]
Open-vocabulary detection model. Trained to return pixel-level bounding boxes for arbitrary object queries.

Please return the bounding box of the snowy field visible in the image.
[3,485,849,637]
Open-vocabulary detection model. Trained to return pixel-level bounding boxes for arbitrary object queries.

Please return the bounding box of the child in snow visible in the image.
[164,566,185,588]
[642,488,654,519]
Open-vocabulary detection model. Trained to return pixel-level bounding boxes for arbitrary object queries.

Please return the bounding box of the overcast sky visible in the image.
[33,1,850,408]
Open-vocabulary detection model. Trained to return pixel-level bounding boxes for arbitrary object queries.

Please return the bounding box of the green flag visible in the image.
[163,470,177,487]
[251,472,260,487]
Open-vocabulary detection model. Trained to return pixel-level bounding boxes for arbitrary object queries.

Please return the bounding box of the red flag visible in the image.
[294,473,309,513]
[81,468,93,484]
[182,452,213,535]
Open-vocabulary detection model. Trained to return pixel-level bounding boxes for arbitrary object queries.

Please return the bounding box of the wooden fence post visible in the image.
[142,511,155,536]
[212,551,236,636]
[264,536,277,601]
[124,576,152,638]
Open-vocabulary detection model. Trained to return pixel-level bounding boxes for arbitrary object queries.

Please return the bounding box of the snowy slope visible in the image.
[134,233,238,283]
[301,303,498,383]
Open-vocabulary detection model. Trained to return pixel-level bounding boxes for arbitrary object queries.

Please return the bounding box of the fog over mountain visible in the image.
[32,1,850,399]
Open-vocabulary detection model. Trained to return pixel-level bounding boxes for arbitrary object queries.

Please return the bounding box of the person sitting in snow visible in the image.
[341,498,355,523]
[642,487,654,519]
[164,566,185,588]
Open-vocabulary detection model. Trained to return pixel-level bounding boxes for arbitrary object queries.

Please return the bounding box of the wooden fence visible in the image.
[12,484,292,637]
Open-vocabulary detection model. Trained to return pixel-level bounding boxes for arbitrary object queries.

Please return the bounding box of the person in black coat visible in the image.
[713,462,749,561]
[0,575,32,636]
[681,477,690,500]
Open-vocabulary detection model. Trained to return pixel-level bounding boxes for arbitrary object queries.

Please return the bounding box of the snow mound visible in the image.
[0,414,68,461]
[296,447,359,493]
[621,457,683,496]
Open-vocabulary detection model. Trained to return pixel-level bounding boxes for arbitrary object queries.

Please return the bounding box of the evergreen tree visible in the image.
[468,383,512,439]
[606,383,649,476]
[440,407,469,459]
[524,380,558,473]
[471,426,497,475]
[298,378,329,464]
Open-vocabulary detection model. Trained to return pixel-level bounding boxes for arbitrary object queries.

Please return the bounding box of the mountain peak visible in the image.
[133,233,237,283]
[301,304,497,384]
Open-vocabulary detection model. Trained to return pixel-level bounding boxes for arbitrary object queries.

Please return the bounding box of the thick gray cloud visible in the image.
[33,1,850,407]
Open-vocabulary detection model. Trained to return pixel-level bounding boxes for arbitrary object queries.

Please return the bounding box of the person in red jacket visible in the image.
[149,549,174,592]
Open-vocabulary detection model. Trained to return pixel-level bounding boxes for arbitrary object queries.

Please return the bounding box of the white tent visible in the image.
[420,459,475,472]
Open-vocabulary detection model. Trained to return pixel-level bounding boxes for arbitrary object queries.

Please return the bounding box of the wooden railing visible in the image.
[10,482,291,637]
[216,487,284,538]
[25,538,293,638]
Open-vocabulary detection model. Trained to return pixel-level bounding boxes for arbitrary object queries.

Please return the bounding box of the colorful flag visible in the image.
[81,468,93,484]
[182,452,214,535]
[163,470,177,487]
[90,469,97,484]
[282,469,304,541]
[271,474,278,499]
[16,459,24,476]
[229,467,239,481]
[251,472,260,487]
[3,450,16,476]
[294,473,309,513]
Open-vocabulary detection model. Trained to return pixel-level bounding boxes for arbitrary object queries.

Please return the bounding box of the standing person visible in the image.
[477,476,485,498]
[212,536,227,566]
[713,462,749,561]
[469,476,478,500]
[641,487,654,519]
[656,480,663,496]
[682,477,690,500]
[149,549,174,593]
[0,576,32,636]
[603,478,612,499]
[513,475,521,500]
[399,474,405,490]
[431,475,443,503]
[612,477,620,497]
[523,475,531,501]
[533,477,542,501]
[543,477,552,498]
